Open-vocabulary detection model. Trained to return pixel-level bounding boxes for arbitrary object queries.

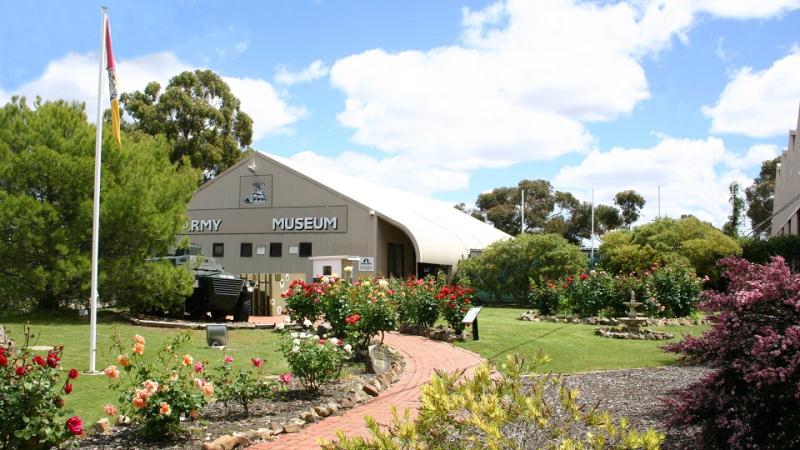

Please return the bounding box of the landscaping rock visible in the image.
[314,405,332,417]
[299,410,316,422]
[269,420,284,434]
[363,383,380,397]
[283,423,302,433]
[202,434,247,450]
[367,345,391,375]
[378,373,392,389]
[327,402,340,413]
[341,398,355,408]
[115,415,131,426]
[93,418,111,434]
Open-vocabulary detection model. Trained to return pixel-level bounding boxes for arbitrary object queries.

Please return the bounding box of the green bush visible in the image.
[344,278,397,349]
[527,281,562,315]
[641,265,702,317]
[600,216,741,283]
[127,260,194,315]
[322,353,664,449]
[280,332,350,392]
[210,355,280,416]
[457,233,586,302]
[741,235,800,269]
[563,271,621,317]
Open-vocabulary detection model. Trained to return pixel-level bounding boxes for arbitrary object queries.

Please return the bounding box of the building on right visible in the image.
[772,104,800,237]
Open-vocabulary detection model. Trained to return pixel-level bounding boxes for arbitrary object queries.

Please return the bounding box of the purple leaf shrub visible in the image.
[663,256,800,449]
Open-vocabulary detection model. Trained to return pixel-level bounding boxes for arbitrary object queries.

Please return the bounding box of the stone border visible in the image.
[201,351,406,450]
[517,311,710,327]
[126,315,277,330]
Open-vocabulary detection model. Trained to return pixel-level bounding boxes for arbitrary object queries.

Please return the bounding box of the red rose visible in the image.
[464,299,471,304]
[54,397,65,408]
[15,366,27,376]
[66,416,84,436]
[318,339,327,345]
[33,355,46,366]
[47,357,59,368]
[64,383,73,394]
[580,273,588,280]
[68,368,79,379]
[0,354,7,366]
[251,357,263,368]
[562,284,568,289]
[0,347,5,355]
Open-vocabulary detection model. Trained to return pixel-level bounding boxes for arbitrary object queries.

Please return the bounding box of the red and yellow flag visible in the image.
[105,17,121,146]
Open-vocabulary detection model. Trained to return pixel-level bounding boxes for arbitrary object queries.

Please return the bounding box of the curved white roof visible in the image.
[261,152,510,266]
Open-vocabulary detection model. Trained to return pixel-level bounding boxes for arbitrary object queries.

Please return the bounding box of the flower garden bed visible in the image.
[79,348,404,449]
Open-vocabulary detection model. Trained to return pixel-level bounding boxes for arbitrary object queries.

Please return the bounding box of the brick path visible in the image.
[247,333,484,450]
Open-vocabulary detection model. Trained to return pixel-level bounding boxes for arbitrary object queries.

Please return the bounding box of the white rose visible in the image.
[321,276,330,283]
[291,332,298,338]
[275,322,285,330]
[292,346,300,353]
[344,344,352,354]
[378,279,389,287]
[329,338,339,346]
[293,338,300,345]
[299,332,308,339]
[303,319,312,327]
[344,266,353,273]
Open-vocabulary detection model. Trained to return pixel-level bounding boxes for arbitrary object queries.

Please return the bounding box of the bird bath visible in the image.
[594,291,674,340]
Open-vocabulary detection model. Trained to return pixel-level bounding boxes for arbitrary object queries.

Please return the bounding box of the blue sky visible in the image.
[1,0,799,227]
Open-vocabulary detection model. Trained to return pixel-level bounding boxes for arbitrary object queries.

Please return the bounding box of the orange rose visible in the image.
[103,365,120,379]
[201,382,214,397]
[182,354,193,366]
[132,396,147,409]
[132,343,145,355]
[133,335,145,345]
[159,402,171,416]
[117,354,131,367]
[104,404,118,417]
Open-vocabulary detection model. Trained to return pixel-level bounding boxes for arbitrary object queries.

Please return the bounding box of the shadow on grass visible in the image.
[486,322,573,361]
[0,309,126,327]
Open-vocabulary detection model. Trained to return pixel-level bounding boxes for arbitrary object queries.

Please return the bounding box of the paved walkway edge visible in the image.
[248,333,484,450]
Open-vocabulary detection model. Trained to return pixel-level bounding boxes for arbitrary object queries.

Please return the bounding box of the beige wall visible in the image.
[178,154,400,279]
[376,218,417,277]
[771,108,800,236]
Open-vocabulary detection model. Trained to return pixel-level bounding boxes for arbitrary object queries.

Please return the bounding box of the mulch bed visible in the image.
[562,365,712,449]
[78,364,377,449]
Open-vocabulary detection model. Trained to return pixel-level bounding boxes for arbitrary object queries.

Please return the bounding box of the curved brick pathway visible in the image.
[247,333,484,450]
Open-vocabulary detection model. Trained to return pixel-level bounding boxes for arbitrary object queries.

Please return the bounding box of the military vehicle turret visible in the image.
[154,245,253,321]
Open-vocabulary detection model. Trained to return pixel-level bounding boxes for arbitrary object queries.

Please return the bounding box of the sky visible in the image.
[1,0,799,229]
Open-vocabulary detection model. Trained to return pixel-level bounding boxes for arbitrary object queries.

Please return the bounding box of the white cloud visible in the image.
[233,40,249,55]
[275,60,329,85]
[288,150,470,196]
[0,51,304,140]
[554,137,776,226]
[703,48,800,137]
[329,0,800,179]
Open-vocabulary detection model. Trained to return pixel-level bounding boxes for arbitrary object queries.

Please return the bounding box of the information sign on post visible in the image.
[461,306,484,341]
[358,256,375,271]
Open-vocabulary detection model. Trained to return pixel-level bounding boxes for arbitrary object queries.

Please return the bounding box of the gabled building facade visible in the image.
[772,105,800,237]
[178,152,510,280]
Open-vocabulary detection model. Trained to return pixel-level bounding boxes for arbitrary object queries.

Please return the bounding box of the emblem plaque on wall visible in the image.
[239,175,273,208]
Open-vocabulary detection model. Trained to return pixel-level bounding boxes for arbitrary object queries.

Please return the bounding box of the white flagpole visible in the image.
[590,188,595,261]
[88,6,108,374]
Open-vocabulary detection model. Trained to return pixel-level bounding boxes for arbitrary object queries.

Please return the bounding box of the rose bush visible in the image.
[395,275,442,329]
[105,331,213,440]
[280,331,350,392]
[0,325,83,450]
[210,355,281,415]
[342,278,397,349]
[283,279,327,325]
[437,284,474,335]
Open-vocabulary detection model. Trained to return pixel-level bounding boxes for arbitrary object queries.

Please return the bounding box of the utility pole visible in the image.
[658,185,661,218]
[520,188,525,234]
[590,188,595,261]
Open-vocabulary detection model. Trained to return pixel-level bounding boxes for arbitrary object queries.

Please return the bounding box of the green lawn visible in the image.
[456,307,709,373]
[1,311,287,426]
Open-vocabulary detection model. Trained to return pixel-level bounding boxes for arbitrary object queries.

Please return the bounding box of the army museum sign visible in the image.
[185,206,348,235]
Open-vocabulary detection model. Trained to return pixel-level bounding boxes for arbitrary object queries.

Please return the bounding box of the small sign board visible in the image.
[358,256,375,271]
[461,306,483,324]
[461,306,483,341]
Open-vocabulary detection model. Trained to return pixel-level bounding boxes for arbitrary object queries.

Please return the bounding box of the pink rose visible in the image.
[251,357,263,368]
[279,373,293,385]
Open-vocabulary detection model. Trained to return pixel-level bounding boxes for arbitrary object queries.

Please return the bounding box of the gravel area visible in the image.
[563,365,712,449]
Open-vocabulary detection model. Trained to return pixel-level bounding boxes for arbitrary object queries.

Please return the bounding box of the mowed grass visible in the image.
[1,311,287,426]
[456,307,709,373]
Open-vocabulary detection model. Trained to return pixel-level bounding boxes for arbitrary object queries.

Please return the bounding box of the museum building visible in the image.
[178,152,510,280]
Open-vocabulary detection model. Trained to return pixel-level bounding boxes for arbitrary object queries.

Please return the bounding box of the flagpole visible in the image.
[88,6,108,374]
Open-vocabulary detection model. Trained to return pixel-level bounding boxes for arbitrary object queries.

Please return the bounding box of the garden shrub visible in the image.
[322,353,664,449]
[395,275,441,329]
[562,271,620,317]
[105,331,213,440]
[0,325,84,449]
[210,355,280,415]
[741,234,800,269]
[527,280,562,315]
[436,284,474,335]
[664,257,800,449]
[317,276,352,337]
[641,264,701,317]
[343,278,397,349]
[456,233,586,303]
[283,279,327,325]
[280,331,350,392]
